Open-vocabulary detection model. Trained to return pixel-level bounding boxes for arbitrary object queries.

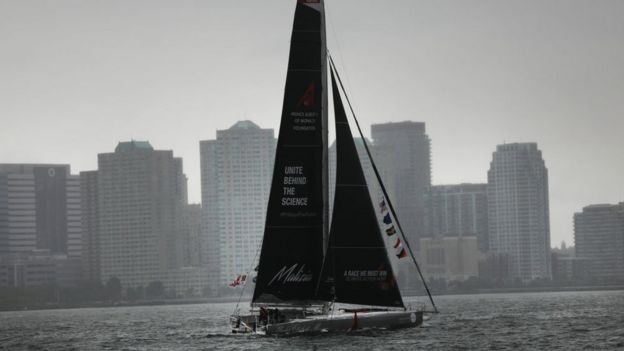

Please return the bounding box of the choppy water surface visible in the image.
[2,290,624,350]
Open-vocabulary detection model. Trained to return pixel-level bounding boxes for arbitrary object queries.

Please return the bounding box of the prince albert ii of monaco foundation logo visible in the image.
[297,82,315,108]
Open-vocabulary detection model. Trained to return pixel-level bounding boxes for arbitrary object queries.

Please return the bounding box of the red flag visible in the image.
[396,248,408,259]
[393,238,401,249]
[229,275,242,287]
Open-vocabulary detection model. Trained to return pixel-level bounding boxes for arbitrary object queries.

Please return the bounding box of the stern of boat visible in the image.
[230,314,262,334]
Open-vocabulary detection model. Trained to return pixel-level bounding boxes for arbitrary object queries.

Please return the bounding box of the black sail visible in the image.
[252,0,327,304]
[321,69,404,308]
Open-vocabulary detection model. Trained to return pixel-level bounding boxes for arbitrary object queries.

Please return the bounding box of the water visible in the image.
[2,290,624,350]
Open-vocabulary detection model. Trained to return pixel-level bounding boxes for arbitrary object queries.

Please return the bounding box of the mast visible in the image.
[320,0,329,257]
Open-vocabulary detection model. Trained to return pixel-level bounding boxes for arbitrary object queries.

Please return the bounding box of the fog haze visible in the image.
[1,0,623,246]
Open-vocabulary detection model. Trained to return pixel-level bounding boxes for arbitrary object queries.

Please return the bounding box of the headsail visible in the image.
[319,68,404,308]
[328,56,438,312]
[252,0,327,304]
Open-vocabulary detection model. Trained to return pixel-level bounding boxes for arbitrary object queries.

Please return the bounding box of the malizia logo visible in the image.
[268,264,313,285]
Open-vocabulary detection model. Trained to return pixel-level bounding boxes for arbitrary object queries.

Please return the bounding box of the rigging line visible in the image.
[233,236,263,314]
[320,0,330,266]
[325,2,355,107]
[328,55,438,314]
[313,38,332,299]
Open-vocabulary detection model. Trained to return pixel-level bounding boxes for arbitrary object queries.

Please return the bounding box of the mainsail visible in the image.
[252,0,327,304]
[319,69,405,308]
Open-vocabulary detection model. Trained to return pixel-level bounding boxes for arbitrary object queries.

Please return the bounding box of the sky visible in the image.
[1,0,623,247]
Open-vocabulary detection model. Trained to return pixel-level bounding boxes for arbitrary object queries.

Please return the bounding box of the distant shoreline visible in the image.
[418,284,624,297]
[0,295,250,313]
[2,286,624,313]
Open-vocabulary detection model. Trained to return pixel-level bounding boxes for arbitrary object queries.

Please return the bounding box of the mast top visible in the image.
[298,0,322,11]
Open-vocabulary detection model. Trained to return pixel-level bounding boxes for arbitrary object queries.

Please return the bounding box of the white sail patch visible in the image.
[344,270,388,282]
[281,166,309,206]
[291,112,318,132]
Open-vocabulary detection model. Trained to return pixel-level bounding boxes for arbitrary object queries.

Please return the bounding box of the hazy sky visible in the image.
[1,0,623,247]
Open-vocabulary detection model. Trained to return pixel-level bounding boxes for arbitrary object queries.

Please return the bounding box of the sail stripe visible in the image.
[330,246,389,249]
[281,145,323,148]
[266,225,322,228]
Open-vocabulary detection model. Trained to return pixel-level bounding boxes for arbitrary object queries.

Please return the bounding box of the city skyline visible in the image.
[2,0,624,247]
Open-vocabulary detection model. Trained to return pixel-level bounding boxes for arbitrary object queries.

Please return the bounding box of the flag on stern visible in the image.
[229,275,243,287]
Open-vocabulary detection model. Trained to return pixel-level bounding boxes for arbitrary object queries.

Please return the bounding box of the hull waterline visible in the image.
[232,310,424,336]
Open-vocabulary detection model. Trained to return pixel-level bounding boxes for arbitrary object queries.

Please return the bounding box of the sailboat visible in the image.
[230,0,437,336]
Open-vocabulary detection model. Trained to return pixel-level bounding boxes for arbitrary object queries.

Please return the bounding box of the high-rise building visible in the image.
[181,203,202,268]
[428,183,489,252]
[80,170,99,282]
[200,121,276,287]
[574,203,624,281]
[487,143,551,281]
[371,122,431,249]
[0,164,82,287]
[424,184,487,282]
[418,236,480,281]
[97,141,188,288]
[0,252,82,288]
[551,250,589,282]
